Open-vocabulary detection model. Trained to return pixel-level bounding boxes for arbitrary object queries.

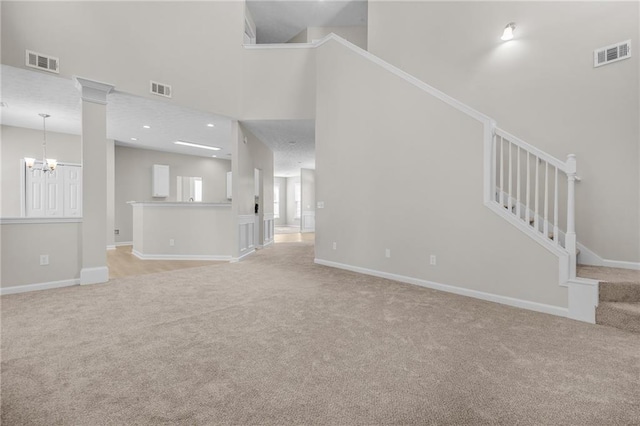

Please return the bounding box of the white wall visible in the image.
[232,123,274,256]
[1,222,80,288]
[274,176,288,226]
[242,48,316,120]
[287,29,308,44]
[315,39,566,309]
[132,204,233,258]
[368,1,640,263]
[1,125,81,217]
[286,175,301,228]
[1,1,244,118]
[301,168,316,232]
[114,145,231,244]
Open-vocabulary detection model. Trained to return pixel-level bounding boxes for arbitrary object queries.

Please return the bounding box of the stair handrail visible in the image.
[493,127,577,280]
[245,34,579,282]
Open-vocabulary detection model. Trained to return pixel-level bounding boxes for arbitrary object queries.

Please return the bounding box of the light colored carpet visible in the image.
[2,241,640,425]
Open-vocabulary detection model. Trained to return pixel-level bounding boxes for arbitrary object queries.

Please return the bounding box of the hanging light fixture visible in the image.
[501,22,516,41]
[25,113,57,173]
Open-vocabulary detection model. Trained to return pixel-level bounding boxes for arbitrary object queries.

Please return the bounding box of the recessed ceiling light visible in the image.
[143,125,151,129]
[131,137,137,141]
[174,140,221,151]
[207,123,215,128]
[211,155,217,158]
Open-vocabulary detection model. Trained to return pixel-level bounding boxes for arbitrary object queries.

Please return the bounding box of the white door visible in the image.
[25,164,46,216]
[63,165,82,216]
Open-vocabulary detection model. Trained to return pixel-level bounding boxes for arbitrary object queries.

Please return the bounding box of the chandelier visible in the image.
[25,113,57,173]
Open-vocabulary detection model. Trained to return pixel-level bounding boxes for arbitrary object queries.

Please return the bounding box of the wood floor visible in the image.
[107,246,224,279]
[108,233,314,279]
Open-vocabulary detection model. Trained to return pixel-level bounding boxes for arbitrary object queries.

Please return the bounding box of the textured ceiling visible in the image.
[0,65,233,159]
[241,119,315,177]
[1,66,314,175]
[0,65,81,135]
[247,0,367,43]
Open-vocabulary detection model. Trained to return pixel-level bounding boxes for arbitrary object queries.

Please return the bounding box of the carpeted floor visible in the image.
[2,241,639,425]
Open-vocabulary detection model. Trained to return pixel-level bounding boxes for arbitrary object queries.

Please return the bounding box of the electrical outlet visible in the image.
[114,229,119,235]
[332,242,337,250]
[430,255,437,266]
[169,239,175,247]
[317,201,325,209]
[385,248,391,258]
[40,254,49,266]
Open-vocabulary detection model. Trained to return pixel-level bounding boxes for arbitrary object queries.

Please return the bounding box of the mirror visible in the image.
[177,176,202,202]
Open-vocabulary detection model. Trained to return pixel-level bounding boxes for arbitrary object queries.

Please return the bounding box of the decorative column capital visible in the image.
[74,76,114,105]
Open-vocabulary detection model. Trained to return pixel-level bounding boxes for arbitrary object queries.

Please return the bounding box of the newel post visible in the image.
[565,154,577,279]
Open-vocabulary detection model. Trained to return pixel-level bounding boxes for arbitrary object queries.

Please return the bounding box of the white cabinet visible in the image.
[152,164,170,198]
[226,171,232,200]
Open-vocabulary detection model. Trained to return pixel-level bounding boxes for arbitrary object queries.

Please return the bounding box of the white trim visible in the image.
[132,250,230,261]
[495,127,568,172]
[1,278,79,295]
[237,214,255,224]
[263,240,274,248]
[567,278,599,324]
[80,266,109,285]
[244,33,493,125]
[107,245,116,251]
[263,213,275,220]
[573,241,640,270]
[115,241,133,247]
[314,258,569,319]
[602,259,640,270]
[576,242,603,267]
[231,249,255,263]
[74,76,114,105]
[315,34,493,125]
[0,217,82,224]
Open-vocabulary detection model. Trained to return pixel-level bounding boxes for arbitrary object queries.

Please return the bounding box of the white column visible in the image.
[75,77,114,285]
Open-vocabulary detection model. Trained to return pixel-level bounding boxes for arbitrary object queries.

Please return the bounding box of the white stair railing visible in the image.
[492,127,577,279]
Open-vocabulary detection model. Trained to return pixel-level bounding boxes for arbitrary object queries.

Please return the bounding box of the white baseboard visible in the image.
[231,249,255,263]
[132,249,231,261]
[1,278,80,295]
[107,245,116,251]
[602,259,640,270]
[115,241,133,247]
[576,242,640,270]
[314,258,569,319]
[81,266,109,285]
[263,240,274,248]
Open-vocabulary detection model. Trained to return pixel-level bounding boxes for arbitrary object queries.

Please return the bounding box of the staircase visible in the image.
[578,265,640,333]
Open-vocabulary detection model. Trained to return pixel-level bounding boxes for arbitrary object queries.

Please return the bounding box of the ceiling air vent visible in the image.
[594,40,631,68]
[150,80,172,98]
[25,50,59,73]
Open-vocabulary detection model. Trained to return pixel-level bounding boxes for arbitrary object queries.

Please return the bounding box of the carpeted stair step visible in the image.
[596,302,640,333]
[599,282,640,302]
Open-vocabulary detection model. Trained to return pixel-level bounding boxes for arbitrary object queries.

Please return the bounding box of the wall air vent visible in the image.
[150,81,172,98]
[25,50,59,73]
[594,40,631,68]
